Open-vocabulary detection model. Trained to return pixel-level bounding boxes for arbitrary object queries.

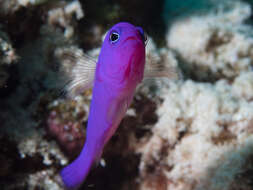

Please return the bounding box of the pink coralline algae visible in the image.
[47,110,85,157]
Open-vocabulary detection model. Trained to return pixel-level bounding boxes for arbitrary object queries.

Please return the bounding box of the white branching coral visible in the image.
[18,128,68,166]
[137,76,253,190]
[27,169,63,190]
[47,0,84,38]
[168,1,253,80]
[0,0,49,14]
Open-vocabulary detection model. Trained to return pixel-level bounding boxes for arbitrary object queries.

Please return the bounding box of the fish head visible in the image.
[97,22,146,88]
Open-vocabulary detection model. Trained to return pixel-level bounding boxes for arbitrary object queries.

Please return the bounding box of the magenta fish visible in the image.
[59,21,179,189]
[60,22,146,189]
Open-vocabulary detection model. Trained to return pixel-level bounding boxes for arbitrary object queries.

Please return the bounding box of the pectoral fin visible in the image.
[107,98,128,126]
[144,60,181,80]
[55,47,97,98]
[104,97,129,144]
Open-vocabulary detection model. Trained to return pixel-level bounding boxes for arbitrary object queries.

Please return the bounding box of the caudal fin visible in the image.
[60,156,92,190]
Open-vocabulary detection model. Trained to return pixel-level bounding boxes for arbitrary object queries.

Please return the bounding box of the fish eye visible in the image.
[109,31,120,43]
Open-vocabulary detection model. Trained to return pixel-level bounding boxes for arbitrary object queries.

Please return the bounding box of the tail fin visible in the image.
[60,154,93,189]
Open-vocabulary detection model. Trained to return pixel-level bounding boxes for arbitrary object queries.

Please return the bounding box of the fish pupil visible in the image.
[110,32,120,43]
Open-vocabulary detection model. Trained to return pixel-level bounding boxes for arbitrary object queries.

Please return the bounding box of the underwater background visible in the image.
[1,0,253,189]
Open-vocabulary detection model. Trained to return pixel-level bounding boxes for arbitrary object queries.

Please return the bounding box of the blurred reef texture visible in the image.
[1,0,253,190]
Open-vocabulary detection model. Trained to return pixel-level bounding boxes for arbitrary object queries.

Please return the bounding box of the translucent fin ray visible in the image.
[55,47,97,98]
[144,36,181,81]
[144,58,181,80]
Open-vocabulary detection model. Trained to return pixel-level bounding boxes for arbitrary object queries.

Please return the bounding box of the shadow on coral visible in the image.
[0,137,50,189]
[198,140,253,190]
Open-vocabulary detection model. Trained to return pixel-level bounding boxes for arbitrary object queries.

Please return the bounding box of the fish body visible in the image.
[60,22,146,189]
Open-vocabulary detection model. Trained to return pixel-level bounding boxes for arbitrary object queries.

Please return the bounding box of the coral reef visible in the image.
[1,0,253,189]
[168,1,253,81]
[0,0,50,15]
[134,1,253,190]
[0,27,18,88]
[0,0,85,189]
[47,0,84,39]
[46,94,91,158]
[136,78,253,190]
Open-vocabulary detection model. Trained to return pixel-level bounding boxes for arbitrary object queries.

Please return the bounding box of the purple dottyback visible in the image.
[60,22,146,189]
